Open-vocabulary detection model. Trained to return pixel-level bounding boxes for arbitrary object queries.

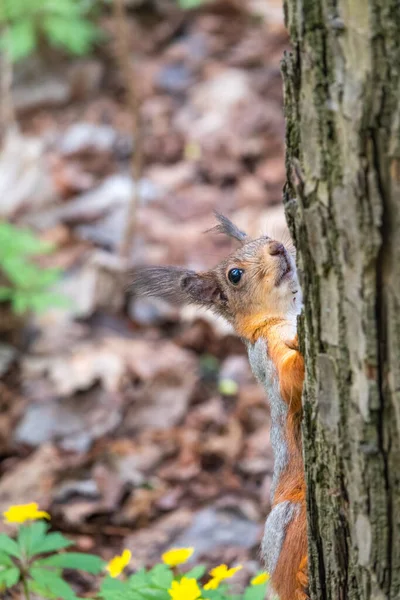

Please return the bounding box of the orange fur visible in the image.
[241,319,308,600]
[272,502,307,600]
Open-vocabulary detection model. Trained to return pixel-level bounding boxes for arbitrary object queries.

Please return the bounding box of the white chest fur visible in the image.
[245,337,289,502]
[246,335,301,577]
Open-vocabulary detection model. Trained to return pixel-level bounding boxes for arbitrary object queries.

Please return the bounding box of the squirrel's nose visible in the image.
[268,241,285,256]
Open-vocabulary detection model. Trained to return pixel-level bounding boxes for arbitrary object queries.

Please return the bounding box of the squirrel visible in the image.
[131,213,308,600]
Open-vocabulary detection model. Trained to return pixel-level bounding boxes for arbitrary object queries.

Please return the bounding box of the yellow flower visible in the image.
[106,549,131,578]
[162,547,194,567]
[203,564,242,590]
[3,503,50,524]
[168,577,202,600]
[251,572,270,586]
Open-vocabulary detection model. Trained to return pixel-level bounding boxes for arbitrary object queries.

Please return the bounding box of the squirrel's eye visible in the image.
[228,268,243,285]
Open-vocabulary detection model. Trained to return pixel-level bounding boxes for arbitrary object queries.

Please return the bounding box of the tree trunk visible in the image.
[281,1,400,599]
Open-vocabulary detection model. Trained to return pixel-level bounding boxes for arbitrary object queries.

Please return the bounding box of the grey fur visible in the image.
[246,338,299,580]
[262,501,300,574]
[246,337,289,501]
[130,267,195,305]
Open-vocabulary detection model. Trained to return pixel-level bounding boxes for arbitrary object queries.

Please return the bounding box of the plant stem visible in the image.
[112,0,143,260]
[22,576,31,600]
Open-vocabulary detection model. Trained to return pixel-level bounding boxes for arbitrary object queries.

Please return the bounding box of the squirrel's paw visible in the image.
[295,590,309,600]
[284,337,299,352]
[295,555,309,600]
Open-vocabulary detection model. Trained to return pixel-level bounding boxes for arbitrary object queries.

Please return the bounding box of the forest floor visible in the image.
[0,0,289,594]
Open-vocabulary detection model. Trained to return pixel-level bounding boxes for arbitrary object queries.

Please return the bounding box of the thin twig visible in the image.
[112,0,143,260]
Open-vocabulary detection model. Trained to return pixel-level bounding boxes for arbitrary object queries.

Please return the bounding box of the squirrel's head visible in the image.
[131,213,301,340]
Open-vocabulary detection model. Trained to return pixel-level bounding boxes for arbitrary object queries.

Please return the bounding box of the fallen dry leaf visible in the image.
[0,0,290,583]
[0,445,61,531]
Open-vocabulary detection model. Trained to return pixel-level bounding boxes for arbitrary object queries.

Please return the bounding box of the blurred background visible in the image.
[0,0,289,593]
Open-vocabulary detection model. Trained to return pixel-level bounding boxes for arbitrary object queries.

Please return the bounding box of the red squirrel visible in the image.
[132,214,308,600]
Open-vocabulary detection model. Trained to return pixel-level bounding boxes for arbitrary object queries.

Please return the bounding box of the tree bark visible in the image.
[281,1,400,599]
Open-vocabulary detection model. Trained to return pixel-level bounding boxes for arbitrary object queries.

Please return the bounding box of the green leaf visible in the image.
[0,0,25,22]
[202,588,233,600]
[99,575,128,599]
[149,564,173,589]
[0,552,15,567]
[0,0,102,62]
[0,223,53,256]
[2,259,39,288]
[183,564,206,580]
[18,524,34,558]
[99,590,133,600]
[0,566,20,588]
[0,534,21,559]
[4,19,37,62]
[30,567,78,600]
[133,589,169,600]
[101,575,128,591]
[0,222,67,314]
[243,584,269,600]
[18,522,49,558]
[8,288,69,315]
[32,531,73,555]
[42,0,83,18]
[2,258,61,290]
[11,291,31,315]
[43,15,99,55]
[178,0,203,8]
[28,577,58,600]
[0,286,13,301]
[28,291,71,313]
[35,552,105,573]
[30,267,63,287]
[129,568,151,589]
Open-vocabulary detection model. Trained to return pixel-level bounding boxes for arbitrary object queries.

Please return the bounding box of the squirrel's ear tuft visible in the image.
[206,211,248,243]
[130,266,197,305]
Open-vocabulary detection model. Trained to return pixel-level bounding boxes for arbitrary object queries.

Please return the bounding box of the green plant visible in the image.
[0,222,68,314]
[177,0,205,8]
[1,503,270,600]
[0,0,100,62]
[0,504,104,599]
[99,564,269,600]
